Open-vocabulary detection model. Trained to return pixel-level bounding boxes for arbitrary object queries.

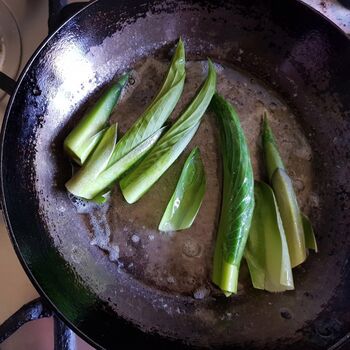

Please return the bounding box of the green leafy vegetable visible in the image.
[262,114,318,267]
[65,39,185,200]
[210,93,254,295]
[91,190,111,205]
[64,74,128,165]
[120,59,217,204]
[159,147,206,232]
[271,168,306,267]
[65,125,164,200]
[245,181,294,292]
[108,38,186,166]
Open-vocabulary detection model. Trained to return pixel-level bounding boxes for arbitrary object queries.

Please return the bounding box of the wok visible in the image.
[0,0,349,349]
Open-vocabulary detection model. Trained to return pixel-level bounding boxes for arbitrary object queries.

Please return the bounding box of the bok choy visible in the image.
[263,114,317,267]
[245,181,294,292]
[159,147,206,232]
[108,38,186,165]
[65,125,164,200]
[120,60,217,204]
[271,168,306,267]
[210,94,254,296]
[65,39,185,200]
[64,74,128,165]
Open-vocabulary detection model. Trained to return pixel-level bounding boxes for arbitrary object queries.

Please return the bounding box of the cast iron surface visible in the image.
[1,0,349,349]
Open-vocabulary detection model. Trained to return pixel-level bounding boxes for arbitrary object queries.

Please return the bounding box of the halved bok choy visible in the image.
[263,114,317,268]
[210,94,254,296]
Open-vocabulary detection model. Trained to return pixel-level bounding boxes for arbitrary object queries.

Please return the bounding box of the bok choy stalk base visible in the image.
[120,60,217,204]
[64,74,128,165]
[245,181,294,292]
[159,147,206,232]
[210,93,254,295]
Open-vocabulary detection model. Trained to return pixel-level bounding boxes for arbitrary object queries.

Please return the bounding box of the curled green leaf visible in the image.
[210,93,254,295]
[159,147,206,232]
[64,74,128,165]
[245,181,294,292]
[120,60,217,204]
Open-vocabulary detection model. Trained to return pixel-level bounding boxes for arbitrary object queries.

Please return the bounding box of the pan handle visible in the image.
[0,72,16,96]
[48,0,89,34]
[48,0,68,33]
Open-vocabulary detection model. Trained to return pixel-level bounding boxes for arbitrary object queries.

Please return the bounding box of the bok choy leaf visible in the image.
[120,59,216,204]
[64,74,128,165]
[245,181,294,292]
[210,93,254,295]
[108,38,186,166]
[159,147,206,232]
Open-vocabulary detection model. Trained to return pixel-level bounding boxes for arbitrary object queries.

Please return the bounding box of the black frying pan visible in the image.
[0,0,349,349]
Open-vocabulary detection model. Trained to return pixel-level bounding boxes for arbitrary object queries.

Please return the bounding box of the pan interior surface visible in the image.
[2,0,350,349]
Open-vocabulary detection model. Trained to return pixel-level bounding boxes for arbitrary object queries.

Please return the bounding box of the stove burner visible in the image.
[0,298,76,350]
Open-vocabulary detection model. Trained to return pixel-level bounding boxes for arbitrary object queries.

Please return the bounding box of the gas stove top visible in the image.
[0,1,349,349]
